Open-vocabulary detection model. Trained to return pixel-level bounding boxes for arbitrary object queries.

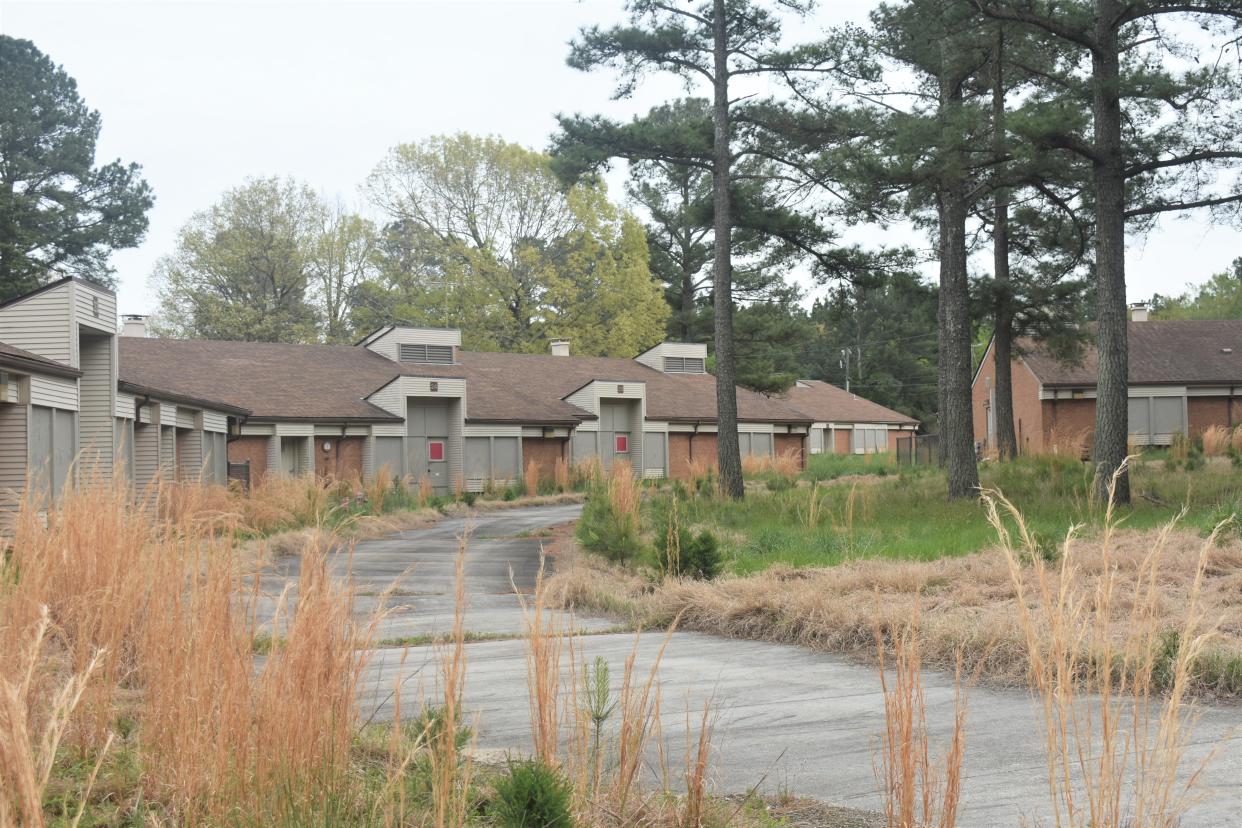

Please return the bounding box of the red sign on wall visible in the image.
[615,435,628,453]
[428,441,445,461]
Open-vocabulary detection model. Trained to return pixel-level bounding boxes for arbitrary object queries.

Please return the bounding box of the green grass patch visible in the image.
[651,455,1242,574]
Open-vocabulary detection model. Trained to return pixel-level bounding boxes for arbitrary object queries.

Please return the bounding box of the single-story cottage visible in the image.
[0,277,919,517]
[972,306,1242,455]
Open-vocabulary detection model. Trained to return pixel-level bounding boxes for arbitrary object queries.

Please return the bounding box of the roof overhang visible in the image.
[118,381,251,417]
[0,353,81,380]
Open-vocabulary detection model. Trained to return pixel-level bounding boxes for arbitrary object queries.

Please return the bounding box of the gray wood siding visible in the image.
[160,426,176,478]
[0,282,74,365]
[132,423,160,492]
[0,402,28,520]
[177,428,204,481]
[72,280,117,334]
[77,335,115,480]
[29,375,78,410]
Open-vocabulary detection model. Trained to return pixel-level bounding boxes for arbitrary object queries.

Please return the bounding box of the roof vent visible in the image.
[1222,347,1234,355]
[550,340,570,357]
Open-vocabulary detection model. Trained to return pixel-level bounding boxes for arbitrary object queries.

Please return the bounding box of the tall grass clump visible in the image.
[984,463,1222,828]
[0,469,383,824]
[1200,425,1230,457]
[525,460,541,498]
[576,460,644,563]
[874,610,966,828]
[554,456,572,493]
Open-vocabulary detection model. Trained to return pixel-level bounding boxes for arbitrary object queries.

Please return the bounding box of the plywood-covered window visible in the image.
[852,426,888,454]
[399,343,454,364]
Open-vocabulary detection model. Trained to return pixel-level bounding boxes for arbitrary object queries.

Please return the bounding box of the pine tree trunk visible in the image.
[1090,4,1130,504]
[711,0,743,500]
[992,26,1018,461]
[938,68,981,500]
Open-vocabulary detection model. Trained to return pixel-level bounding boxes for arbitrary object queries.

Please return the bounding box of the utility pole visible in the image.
[839,348,856,393]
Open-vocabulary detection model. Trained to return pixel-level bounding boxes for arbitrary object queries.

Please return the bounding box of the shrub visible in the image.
[652,496,721,579]
[490,759,574,828]
[575,467,644,564]
[765,476,795,493]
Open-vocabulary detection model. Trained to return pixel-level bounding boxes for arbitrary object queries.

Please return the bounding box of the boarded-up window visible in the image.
[751,432,772,456]
[398,343,454,364]
[374,437,404,477]
[852,426,887,454]
[572,431,598,463]
[428,441,445,461]
[465,437,491,480]
[492,437,520,480]
[1128,396,1186,444]
[643,432,666,475]
[664,356,705,373]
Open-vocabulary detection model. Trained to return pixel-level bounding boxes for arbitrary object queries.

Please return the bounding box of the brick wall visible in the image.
[833,428,851,454]
[972,344,1046,454]
[522,437,567,479]
[314,436,365,480]
[1188,396,1234,437]
[668,432,719,479]
[1041,398,1095,457]
[775,433,806,469]
[228,435,270,482]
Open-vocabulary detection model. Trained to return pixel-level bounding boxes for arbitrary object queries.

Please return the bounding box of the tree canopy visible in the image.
[360,134,668,357]
[0,36,152,300]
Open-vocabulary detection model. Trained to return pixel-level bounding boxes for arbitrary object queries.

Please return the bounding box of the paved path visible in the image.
[270,504,1242,826]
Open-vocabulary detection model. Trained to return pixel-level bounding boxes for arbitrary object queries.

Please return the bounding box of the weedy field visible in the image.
[2,459,1235,827]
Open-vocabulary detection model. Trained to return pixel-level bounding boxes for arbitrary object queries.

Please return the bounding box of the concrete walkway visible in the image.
[272,503,1242,826]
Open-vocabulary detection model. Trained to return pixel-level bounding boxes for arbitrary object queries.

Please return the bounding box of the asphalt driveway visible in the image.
[266,503,1242,827]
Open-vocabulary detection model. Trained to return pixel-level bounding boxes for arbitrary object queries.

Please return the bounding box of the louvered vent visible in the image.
[664,356,705,373]
[399,343,454,364]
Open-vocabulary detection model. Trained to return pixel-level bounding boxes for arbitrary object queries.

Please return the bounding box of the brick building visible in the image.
[1,277,918,519]
[973,311,1242,455]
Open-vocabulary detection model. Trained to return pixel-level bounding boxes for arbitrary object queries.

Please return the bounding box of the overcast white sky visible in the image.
[3,0,1238,316]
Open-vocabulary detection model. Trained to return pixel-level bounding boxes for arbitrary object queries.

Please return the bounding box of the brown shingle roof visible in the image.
[119,338,402,421]
[779,380,919,425]
[391,350,811,423]
[1021,321,1242,387]
[119,338,812,426]
[0,341,81,379]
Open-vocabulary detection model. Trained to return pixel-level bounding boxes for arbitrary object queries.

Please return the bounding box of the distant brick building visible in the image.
[973,312,1242,455]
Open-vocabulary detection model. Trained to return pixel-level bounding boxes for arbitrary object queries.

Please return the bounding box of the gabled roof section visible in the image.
[0,341,81,379]
[1021,320,1242,387]
[119,338,404,421]
[0,275,114,309]
[780,380,919,426]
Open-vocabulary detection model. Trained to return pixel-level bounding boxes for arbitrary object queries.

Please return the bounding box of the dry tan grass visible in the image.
[986,468,1222,828]
[1232,425,1242,453]
[1201,425,1231,457]
[1048,425,1093,459]
[0,472,382,823]
[874,609,966,828]
[741,449,801,479]
[547,526,1242,700]
[524,459,541,497]
[555,456,572,493]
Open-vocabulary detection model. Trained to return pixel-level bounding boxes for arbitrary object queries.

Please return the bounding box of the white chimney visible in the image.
[1129,302,1149,322]
[121,314,149,337]
[550,339,570,357]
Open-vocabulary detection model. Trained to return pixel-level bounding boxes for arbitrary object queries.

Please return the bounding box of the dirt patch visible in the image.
[547,527,1242,701]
